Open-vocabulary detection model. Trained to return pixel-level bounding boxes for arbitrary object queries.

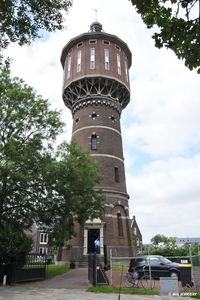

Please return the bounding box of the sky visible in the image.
[5,0,200,244]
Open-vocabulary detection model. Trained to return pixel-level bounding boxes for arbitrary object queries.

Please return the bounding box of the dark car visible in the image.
[128,255,180,279]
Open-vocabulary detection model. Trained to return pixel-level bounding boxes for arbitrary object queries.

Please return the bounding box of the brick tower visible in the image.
[60,22,133,262]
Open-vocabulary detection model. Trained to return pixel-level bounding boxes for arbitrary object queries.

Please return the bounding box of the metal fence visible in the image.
[109,250,200,293]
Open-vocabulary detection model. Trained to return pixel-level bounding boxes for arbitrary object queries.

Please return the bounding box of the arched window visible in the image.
[117,213,123,237]
[90,48,95,69]
[91,134,97,150]
[117,54,121,75]
[77,51,82,72]
[67,57,71,79]
[105,49,109,70]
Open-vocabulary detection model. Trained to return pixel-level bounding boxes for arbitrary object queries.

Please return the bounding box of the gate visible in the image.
[88,253,109,286]
[3,253,47,284]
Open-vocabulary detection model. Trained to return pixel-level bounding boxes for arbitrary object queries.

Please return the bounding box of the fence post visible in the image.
[189,245,197,292]
[110,248,113,286]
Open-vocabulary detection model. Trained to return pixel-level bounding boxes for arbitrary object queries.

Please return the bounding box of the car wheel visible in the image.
[169,271,179,279]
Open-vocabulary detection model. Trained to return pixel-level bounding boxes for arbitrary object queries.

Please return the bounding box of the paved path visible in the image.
[0,268,193,300]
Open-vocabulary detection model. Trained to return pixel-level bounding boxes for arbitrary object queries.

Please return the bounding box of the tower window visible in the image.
[115,166,119,182]
[67,57,71,79]
[103,40,110,45]
[77,42,83,48]
[117,213,123,237]
[110,115,116,122]
[117,54,121,75]
[105,49,109,70]
[75,117,80,124]
[91,112,97,119]
[68,48,73,55]
[89,39,97,44]
[77,51,82,72]
[90,48,95,69]
[91,134,97,150]
[115,44,121,51]
[125,61,128,82]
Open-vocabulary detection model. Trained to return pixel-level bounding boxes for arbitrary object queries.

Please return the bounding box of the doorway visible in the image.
[88,229,99,254]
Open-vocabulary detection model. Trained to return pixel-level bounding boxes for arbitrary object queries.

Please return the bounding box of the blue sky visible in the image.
[5,0,200,243]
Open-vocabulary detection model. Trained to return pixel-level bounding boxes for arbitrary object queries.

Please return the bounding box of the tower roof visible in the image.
[89,22,104,32]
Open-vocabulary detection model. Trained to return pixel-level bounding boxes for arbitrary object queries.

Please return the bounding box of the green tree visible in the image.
[0,224,33,281]
[129,0,200,73]
[0,0,72,62]
[151,234,167,245]
[0,66,105,245]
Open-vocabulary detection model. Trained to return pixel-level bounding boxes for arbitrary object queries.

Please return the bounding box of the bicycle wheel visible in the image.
[141,276,154,289]
[124,272,134,288]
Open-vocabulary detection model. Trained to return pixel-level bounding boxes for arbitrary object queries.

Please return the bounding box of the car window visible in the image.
[149,258,161,266]
[133,258,146,266]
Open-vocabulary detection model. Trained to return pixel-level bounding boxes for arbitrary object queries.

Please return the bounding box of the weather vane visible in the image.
[93,8,98,22]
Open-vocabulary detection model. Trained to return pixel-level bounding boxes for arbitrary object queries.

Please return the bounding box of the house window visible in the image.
[40,233,48,244]
[117,54,121,75]
[105,49,109,70]
[117,213,123,237]
[77,51,81,72]
[115,166,119,182]
[67,57,71,79]
[90,48,95,69]
[91,134,97,150]
[125,60,128,82]
[39,247,48,255]
[103,40,110,45]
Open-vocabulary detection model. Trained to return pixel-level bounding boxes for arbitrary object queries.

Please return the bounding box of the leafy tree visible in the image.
[0,0,72,63]
[151,234,167,245]
[129,0,200,73]
[0,66,105,248]
[0,224,33,281]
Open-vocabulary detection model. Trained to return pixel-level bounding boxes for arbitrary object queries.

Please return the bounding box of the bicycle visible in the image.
[141,265,154,290]
[124,268,139,288]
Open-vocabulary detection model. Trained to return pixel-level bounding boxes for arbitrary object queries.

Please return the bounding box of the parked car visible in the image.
[128,255,180,279]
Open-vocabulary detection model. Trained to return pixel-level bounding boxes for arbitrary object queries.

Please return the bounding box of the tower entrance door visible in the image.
[88,229,99,254]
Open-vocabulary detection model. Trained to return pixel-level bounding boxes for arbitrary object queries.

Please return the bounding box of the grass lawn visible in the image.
[46,264,71,280]
[87,286,160,295]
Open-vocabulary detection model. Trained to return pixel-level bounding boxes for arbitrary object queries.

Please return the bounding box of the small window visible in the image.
[67,57,71,79]
[91,134,97,150]
[92,112,97,119]
[115,167,119,182]
[77,42,83,48]
[110,115,116,122]
[117,54,121,75]
[115,45,121,51]
[68,48,73,55]
[39,247,48,255]
[89,39,97,44]
[105,49,109,70]
[90,48,95,69]
[103,40,110,45]
[75,117,80,124]
[117,213,123,237]
[77,51,81,72]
